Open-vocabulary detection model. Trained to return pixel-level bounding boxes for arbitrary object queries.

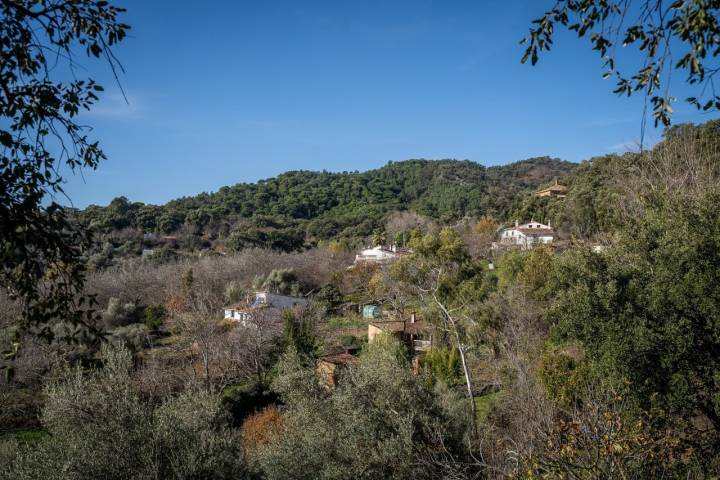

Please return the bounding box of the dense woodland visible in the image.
[73,157,575,267]
[3,121,720,479]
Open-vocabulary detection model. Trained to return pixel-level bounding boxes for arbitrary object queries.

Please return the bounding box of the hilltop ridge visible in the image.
[77,157,576,255]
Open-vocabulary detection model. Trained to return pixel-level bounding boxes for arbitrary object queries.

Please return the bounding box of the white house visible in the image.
[223,291,308,325]
[499,220,554,249]
[354,245,409,264]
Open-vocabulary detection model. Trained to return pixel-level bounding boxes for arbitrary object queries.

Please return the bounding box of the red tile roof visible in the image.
[516,228,554,235]
[317,353,359,365]
[370,320,429,335]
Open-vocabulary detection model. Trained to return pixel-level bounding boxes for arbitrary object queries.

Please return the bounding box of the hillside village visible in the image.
[4,123,720,478]
[9,125,718,477]
[224,218,557,384]
[3,0,720,475]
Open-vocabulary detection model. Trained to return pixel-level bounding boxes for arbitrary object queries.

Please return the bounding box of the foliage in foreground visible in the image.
[1,346,246,480]
[250,340,471,480]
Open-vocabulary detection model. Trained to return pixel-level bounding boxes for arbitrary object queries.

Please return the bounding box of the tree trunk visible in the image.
[452,324,478,437]
[434,296,478,437]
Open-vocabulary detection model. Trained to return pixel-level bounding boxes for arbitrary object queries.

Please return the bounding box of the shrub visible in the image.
[3,346,246,479]
[107,324,150,352]
[421,347,461,386]
[102,297,140,329]
[240,405,284,454]
[144,304,167,331]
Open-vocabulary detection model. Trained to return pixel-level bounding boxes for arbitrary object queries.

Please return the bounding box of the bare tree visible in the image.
[225,309,281,387]
[384,211,438,246]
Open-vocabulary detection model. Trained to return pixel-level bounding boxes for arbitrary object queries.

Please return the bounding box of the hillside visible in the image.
[78,157,576,255]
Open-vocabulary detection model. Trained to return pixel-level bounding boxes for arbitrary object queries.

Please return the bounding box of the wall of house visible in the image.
[255,292,308,308]
[224,309,250,322]
[316,361,338,388]
[367,324,384,343]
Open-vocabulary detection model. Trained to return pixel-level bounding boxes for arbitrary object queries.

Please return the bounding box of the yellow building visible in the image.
[316,353,359,388]
[535,179,568,198]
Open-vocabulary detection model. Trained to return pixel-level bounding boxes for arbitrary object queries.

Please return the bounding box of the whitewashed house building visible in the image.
[354,245,409,264]
[498,220,554,249]
[223,291,308,326]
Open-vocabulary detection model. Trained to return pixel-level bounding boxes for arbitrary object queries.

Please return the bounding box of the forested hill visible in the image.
[77,157,575,254]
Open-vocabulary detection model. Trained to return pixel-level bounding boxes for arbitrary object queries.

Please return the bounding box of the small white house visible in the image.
[354,245,408,264]
[499,220,554,249]
[223,291,308,325]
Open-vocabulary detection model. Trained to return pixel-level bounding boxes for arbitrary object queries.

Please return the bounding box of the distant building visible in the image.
[498,220,554,249]
[361,304,382,319]
[316,353,359,388]
[354,245,410,264]
[368,313,432,370]
[535,179,568,198]
[223,291,308,326]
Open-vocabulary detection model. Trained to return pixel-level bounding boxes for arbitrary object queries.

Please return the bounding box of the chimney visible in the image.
[515,219,519,228]
[391,244,396,252]
[410,312,416,324]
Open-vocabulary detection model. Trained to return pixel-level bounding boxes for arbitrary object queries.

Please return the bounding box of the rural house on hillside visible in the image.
[354,245,410,264]
[368,313,432,370]
[496,220,555,249]
[223,291,308,326]
[534,179,568,198]
[316,353,360,388]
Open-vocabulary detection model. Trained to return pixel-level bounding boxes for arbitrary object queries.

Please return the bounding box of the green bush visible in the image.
[421,347,461,386]
[101,297,141,330]
[251,340,471,479]
[2,346,246,480]
[107,323,150,352]
[144,304,167,331]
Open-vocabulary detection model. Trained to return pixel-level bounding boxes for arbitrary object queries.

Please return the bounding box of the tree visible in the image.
[371,229,386,246]
[1,0,129,334]
[421,347,461,386]
[240,405,285,454]
[390,228,495,437]
[472,216,498,253]
[2,345,245,479]
[548,188,720,433]
[255,269,299,296]
[517,383,694,479]
[173,311,227,392]
[252,340,470,480]
[144,303,167,331]
[313,283,343,310]
[101,296,140,330]
[224,280,246,304]
[281,307,319,358]
[524,1,720,129]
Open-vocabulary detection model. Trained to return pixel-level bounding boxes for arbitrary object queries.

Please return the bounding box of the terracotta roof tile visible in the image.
[317,353,359,365]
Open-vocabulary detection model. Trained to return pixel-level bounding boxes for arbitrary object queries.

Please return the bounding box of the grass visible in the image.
[154,334,181,346]
[474,391,503,425]
[0,429,48,445]
[326,316,367,329]
[222,379,256,398]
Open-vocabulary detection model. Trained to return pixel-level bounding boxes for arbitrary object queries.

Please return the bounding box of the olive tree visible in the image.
[252,340,471,480]
[2,345,246,479]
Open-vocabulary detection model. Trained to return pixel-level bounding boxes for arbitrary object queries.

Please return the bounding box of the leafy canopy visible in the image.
[523,1,720,127]
[0,0,129,334]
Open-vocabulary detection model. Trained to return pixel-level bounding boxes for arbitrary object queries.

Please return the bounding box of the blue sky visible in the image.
[64,0,717,208]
